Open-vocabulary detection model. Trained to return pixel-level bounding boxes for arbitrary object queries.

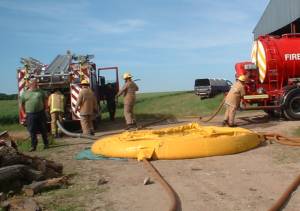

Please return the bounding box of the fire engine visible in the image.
[17,51,119,124]
[235,34,300,120]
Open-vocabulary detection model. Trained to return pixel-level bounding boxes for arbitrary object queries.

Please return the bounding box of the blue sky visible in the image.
[0,0,269,94]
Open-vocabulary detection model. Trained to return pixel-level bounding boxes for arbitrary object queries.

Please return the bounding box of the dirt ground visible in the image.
[21,112,300,211]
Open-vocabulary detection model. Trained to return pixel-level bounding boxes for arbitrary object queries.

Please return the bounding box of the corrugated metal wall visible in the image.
[253,0,300,39]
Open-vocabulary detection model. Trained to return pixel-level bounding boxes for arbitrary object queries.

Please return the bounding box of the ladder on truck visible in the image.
[266,40,280,90]
[20,57,44,74]
[45,54,72,74]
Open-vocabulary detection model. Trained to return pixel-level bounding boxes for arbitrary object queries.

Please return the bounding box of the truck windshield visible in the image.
[195,79,210,86]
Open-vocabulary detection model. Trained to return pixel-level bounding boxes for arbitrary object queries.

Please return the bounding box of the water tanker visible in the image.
[235,34,300,119]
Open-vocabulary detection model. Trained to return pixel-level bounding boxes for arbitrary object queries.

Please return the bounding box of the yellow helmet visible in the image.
[238,75,247,82]
[123,72,132,79]
[81,79,89,85]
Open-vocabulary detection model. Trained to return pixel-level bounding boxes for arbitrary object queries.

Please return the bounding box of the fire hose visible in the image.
[199,98,225,122]
[142,159,181,211]
[268,174,300,211]
[258,133,300,210]
[57,121,98,140]
[56,118,167,141]
[56,120,299,211]
[262,133,300,146]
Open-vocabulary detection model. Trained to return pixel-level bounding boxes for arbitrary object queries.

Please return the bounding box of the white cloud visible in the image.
[86,19,146,34]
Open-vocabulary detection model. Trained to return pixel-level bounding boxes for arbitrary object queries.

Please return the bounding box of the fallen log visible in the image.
[0,145,23,167]
[0,135,64,194]
[21,154,63,176]
[0,144,63,178]
[23,176,69,196]
[0,165,43,193]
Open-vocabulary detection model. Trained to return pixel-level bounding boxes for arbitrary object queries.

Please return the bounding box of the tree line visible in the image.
[0,93,18,100]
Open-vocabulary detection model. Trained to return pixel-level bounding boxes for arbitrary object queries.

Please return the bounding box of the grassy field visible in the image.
[102,91,224,119]
[0,91,224,131]
[0,100,23,131]
[135,91,223,116]
[0,100,19,124]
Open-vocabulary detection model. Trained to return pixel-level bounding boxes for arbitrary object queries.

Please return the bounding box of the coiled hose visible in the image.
[261,133,300,146]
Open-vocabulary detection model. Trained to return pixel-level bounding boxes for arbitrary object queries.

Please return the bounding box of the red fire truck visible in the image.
[17,52,119,124]
[235,34,300,119]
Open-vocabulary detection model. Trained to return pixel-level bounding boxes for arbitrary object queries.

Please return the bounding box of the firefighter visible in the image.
[48,89,65,138]
[116,72,139,130]
[75,80,98,135]
[223,75,247,127]
[19,78,49,151]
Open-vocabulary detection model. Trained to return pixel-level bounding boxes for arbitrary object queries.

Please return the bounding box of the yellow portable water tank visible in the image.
[91,123,263,160]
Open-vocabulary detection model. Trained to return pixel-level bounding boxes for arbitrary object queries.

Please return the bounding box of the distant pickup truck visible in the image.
[194,78,232,98]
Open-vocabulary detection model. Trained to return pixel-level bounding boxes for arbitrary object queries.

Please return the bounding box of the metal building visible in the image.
[253,0,300,39]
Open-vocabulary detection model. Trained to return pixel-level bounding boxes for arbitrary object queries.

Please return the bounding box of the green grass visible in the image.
[15,136,58,152]
[0,124,25,132]
[0,100,24,132]
[0,100,19,124]
[0,92,224,128]
[135,91,224,117]
[101,91,224,119]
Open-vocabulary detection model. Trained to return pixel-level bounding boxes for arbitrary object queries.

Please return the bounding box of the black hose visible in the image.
[57,117,170,142]
[56,121,97,140]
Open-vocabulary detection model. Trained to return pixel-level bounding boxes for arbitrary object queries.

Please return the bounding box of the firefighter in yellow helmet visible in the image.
[223,75,247,127]
[75,79,98,135]
[48,89,65,138]
[116,72,139,130]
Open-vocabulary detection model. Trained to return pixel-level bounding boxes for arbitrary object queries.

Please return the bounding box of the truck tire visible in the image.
[283,88,300,120]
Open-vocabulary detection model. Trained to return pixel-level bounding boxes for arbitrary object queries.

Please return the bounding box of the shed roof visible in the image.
[253,0,300,39]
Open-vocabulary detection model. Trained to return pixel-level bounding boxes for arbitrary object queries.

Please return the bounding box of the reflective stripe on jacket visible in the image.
[48,93,65,113]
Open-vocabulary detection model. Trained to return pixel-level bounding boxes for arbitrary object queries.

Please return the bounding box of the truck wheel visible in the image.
[283,89,300,120]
